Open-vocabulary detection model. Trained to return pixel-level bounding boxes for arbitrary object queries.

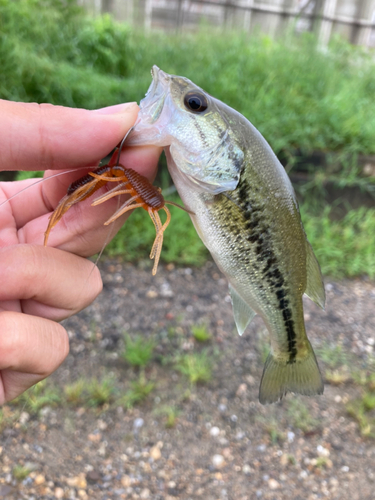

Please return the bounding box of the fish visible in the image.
[126,66,326,404]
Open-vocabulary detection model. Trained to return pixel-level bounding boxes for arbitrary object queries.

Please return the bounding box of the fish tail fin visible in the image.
[259,341,323,405]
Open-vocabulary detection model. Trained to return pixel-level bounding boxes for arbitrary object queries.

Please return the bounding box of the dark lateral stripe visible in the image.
[236,176,298,362]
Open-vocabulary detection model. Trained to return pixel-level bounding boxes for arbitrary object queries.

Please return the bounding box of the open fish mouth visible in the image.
[137,65,170,125]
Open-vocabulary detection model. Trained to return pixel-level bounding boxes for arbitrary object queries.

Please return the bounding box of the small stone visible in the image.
[242,464,252,475]
[140,488,150,499]
[146,289,158,298]
[34,474,45,485]
[210,427,220,437]
[236,383,247,397]
[78,489,88,499]
[280,454,289,466]
[257,444,266,452]
[268,479,280,490]
[88,433,102,443]
[19,412,30,425]
[97,420,107,431]
[150,445,161,461]
[0,486,14,497]
[212,454,225,469]
[287,431,295,443]
[341,466,349,472]
[66,474,87,489]
[133,418,144,430]
[54,487,64,498]
[121,475,131,487]
[86,470,101,483]
[334,395,342,403]
[317,445,330,457]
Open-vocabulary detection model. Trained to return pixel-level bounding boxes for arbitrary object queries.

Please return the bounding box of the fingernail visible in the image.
[92,102,138,115]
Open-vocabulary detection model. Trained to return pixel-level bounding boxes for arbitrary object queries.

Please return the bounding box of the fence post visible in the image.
[314,0,338,46]
[352,0,375,45]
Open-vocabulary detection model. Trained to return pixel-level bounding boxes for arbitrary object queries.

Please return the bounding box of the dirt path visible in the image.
[1,260,375,500]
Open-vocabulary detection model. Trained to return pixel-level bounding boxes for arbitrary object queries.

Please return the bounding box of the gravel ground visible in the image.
[1,259,375,500]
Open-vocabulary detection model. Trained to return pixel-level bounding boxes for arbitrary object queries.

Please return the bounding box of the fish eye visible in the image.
[184,91,208,113]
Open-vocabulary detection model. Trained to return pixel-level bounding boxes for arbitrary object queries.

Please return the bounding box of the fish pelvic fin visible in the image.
[229,284,256,336]
[304,240,326,310]
[258,341,324,405]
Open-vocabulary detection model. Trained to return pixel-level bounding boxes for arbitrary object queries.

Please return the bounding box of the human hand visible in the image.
[0,100,162,403]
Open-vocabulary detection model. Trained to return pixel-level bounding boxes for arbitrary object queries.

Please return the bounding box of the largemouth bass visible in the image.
[127,66,326,404]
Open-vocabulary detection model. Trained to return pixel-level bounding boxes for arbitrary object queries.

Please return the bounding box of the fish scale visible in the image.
[127,66,326,404]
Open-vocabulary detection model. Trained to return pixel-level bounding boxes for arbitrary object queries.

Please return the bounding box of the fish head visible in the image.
[127,66,244,194]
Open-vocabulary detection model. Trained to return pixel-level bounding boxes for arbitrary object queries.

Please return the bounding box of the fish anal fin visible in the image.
[259,341,324,405]
[304,240,326,310]
[229,284,256,336]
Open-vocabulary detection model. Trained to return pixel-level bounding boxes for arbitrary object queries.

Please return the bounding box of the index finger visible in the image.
[0,100,139,171]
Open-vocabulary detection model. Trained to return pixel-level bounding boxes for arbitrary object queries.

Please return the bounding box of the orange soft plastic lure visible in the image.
[44,148,187,275]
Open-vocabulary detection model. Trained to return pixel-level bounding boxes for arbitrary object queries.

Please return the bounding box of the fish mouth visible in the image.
[137,65,170,124]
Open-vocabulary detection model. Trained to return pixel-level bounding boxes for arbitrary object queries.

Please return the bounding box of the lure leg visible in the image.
[148,206,171,275]
[44,168,115,245]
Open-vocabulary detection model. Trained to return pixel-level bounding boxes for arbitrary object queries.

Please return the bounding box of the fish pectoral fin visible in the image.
[304,240,326,310]
[229,284,256,336]
[258,341,324,405]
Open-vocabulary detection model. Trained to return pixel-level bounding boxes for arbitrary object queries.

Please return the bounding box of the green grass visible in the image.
[120,372,155,409]
[191,324,212,343]
[287,399,320,433]
[302,206,375,279]
[12,465,33,481]
[175,351,213,384]
[14,380,61,413]
[347,371,375,439]
[155,405,180,428]
[122,334,155,368]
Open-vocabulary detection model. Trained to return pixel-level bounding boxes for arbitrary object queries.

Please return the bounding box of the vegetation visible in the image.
[175,351,213,384]
[1,0,374,279]
[122,334,155,367]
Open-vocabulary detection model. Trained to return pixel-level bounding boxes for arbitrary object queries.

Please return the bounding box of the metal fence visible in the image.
[79,0,375,46]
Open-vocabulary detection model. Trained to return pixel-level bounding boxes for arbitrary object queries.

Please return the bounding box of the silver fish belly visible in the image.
[126,66,326,404]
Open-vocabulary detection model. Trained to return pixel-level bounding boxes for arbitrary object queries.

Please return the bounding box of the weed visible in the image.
[121,372,155,409]
[316,342,348,370]
[12,465,33,481]
[346,400,375,438]
[155,405,180,428]
[64,379,86,405]
[14,380,61,414]
[314,457,331,469]
[122,334,155,368]
[264,419,285,444]
[85,377,116,407]
[0,406,20,433]
[175,351,212,384]
[191,324,212,343]
[325,367,351,385]
[287,399,319,433]
[346,369,375,439]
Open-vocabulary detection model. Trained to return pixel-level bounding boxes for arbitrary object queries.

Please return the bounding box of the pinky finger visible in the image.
[0,311,69,404]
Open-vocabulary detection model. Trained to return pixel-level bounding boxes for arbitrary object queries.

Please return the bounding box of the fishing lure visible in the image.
[44,148,185,275]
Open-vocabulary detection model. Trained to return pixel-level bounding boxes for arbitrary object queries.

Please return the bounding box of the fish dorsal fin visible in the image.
[304,241,326,310]
[229,284,256,336]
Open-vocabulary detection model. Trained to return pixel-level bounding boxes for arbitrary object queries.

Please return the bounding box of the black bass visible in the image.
[127,66,326,404]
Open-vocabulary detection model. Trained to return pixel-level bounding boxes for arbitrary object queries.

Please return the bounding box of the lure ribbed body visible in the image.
[122,167,164,209]
[126,66,326,404]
